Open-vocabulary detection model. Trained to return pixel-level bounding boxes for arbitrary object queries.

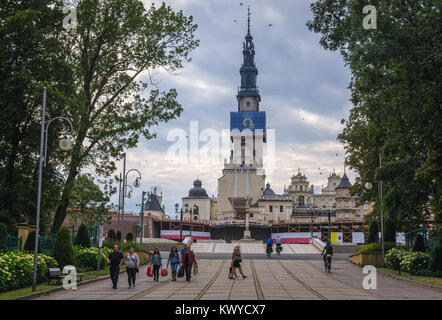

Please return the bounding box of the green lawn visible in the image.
[0,265,126,300]
[379,267,442,287]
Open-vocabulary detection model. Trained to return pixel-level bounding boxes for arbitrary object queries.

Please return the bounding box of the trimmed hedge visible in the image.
[126,232,134,241]
[107,229,117,241]
[0,251,58,292]
[74,224,91,248]
[0,223,7,251]
[52,227,75,269]
[429,245,442,272]
[367,220,379,243]
[102,240,140,251]
[357,242,397,253]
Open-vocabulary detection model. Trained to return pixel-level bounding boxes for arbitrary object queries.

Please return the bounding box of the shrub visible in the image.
[126,232,134,241]
[358,242,397,253]
[52,227,75,269]
[0,223,7,251]
[429,245,442,272]
[107,229,117,241]
[116,231,122,241]
[74,224,91,248]
[413,269,442,277]
[102,240,140,251]
[367,220,379,243]
[385,247,408,269]
[384,219,396,243]
[413,233,425,252]
[74,246,112,270]
[0,251,58,292]
[400,251,430,274]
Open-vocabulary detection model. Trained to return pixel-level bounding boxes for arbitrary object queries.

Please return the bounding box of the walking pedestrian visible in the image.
[124,246,139,288]
[106,245,124,289]
[149,247,162,282]
[229,245,247,279]
[167,246,180,282]
[182,244,197,282]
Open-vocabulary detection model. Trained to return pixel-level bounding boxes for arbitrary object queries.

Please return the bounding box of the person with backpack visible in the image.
[167,246,180,282]
[229,245,247,279]
[124,246,140,288]
[149,247,162,282]
[182,244,197,282]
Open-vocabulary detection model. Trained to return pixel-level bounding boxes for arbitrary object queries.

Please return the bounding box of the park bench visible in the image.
[47,267,84,285]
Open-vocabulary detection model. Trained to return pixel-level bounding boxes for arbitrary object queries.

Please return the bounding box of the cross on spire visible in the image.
[247,5,251,35]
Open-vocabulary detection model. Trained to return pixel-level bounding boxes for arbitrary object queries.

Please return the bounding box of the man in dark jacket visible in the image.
[107,245,124,289]
[182,244,197,281]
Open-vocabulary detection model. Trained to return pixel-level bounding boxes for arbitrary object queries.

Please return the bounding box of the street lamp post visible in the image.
[140,191,147,245]
[33,87,74,292]
[119,153,141,252]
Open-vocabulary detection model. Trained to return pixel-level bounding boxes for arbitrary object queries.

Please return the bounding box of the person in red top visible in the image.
[182,244,197,281]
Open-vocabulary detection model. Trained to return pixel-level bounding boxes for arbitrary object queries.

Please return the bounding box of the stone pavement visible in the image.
[33,259,442,300]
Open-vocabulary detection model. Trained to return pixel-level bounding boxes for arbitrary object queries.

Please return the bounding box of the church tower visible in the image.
[217,7,266,221]
[237,7,261,112]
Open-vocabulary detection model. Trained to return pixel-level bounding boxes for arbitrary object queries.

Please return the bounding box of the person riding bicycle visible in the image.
[321,241,333,268]
[275,236,282,252]
[266,238,273,253]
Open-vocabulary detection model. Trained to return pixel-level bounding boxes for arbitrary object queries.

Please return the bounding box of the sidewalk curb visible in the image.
[348,259,442,293]
[377,269,442,293]
[13,268,127,300]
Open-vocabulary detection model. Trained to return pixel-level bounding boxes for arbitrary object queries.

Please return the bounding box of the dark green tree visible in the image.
[126,232,134,241]
[307,1,441,232]
[51,0,199,232]
[0,0,73,234]
[53,226,75,269]
[107,229,117,241]
[367,220,379,243]
[74,224,91,248]
[384,219,396,243]
[116,231,122,241]
[413,234,426,253]
[0,223,7,251]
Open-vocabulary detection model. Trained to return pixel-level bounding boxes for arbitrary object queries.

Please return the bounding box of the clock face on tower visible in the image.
[239,97,258,112]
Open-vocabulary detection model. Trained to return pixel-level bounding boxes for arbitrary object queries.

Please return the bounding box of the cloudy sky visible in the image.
[113,0,356,216]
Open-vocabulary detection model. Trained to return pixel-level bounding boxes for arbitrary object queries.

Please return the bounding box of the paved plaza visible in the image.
[33,258,442,300]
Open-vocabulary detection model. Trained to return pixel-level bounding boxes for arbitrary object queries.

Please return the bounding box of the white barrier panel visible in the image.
[160,230,210,240]
[352,232,365,244]
[271,232,321,244]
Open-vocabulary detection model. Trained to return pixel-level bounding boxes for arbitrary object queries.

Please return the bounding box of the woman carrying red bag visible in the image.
[149,247,162,282]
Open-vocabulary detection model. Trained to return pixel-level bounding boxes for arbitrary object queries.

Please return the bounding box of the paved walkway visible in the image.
[33,259,442,300]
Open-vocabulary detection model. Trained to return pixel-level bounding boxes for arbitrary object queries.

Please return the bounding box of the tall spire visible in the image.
[237,5,261,111]
[247,5,251,35]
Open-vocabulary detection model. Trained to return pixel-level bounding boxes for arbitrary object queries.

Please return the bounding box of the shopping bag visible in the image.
[193,265,198,276]
[161,269,168,277]
[177,265,184,278]
[146,265,152,277]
